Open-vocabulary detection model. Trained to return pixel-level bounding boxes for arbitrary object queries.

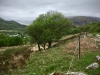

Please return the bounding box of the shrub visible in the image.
[0,46,32,74]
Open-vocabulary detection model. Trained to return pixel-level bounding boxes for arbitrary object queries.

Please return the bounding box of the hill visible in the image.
[0,17,26,31]
[5,35,100,75]
[68,16,100,26]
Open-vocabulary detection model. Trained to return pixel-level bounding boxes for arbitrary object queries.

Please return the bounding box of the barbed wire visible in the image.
[66,38,79,74]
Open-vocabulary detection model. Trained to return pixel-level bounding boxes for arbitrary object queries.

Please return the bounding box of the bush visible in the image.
[0,33,24,47]
[0,46,32,74]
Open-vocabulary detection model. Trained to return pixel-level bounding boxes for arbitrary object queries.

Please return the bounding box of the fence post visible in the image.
[78,35,80,59]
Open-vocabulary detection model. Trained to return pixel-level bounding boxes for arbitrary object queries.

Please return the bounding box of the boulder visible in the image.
[66,71,87,75]
[86,62,99,69]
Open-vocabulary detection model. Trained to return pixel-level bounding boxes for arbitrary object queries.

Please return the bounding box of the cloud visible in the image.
[0,0,100,25]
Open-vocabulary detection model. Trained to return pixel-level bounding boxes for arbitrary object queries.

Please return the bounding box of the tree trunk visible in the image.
[48,41,52,48]
[42,43,46,50]
[37,43,41,51]
[43,45,45,50]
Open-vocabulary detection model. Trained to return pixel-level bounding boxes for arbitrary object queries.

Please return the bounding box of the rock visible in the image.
[96,55,100,60]
[86,62,99,69]
[49,72,65,75]
[95,55,100,64]
[49,71,87,75]
[66,71,87,75]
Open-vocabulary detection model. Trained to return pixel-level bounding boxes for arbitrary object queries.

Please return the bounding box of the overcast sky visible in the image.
[0,0,100,25]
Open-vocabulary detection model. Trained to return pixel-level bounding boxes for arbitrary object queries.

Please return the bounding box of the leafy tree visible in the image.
[27,11,72,50]
[0,33,8,47]
[11,36,23,46]
[69,28,80,34]
[0,33,24,47]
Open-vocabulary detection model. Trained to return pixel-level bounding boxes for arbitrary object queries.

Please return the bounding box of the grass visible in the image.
[2,46,30,57]
[11,45,70,75]
[9,40,100,75]
[0,46,31,75]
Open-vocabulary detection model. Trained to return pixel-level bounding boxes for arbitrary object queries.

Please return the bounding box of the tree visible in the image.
[0,33,24,47]
[26,10,72,50]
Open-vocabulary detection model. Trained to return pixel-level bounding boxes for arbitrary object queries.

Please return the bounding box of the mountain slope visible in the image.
[68,16,100,26]
[0,18,26,30]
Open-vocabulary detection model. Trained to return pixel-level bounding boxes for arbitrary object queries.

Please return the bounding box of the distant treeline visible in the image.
[69,21,100,34]
[0,33,27,47]
[78,21,100,33]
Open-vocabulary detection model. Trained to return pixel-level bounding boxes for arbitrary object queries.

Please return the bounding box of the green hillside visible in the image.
[0,18,26,31]
[0,34,100,75]
[78,21,100,33]
[8,36,100,75]
[69,16,100,26]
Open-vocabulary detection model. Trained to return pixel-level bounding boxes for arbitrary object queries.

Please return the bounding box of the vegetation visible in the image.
[69,16,100,26]
[0,46,31,75]
[0,10,100,75]
[78,21,100,33]
[0,33,26,47]
[26,10,73,50]
[0,17,26,31]
[10,39,100,75]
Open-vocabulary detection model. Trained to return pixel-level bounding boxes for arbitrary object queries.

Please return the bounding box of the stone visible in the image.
[86,62,99,69]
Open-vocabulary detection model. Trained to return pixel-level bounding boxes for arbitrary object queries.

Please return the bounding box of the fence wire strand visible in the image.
[67,38,79,74]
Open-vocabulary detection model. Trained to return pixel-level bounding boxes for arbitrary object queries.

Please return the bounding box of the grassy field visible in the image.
[9,39,100,75]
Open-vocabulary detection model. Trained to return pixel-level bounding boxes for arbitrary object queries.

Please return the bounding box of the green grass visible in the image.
[2,46,29,57]
[8,43,100,75]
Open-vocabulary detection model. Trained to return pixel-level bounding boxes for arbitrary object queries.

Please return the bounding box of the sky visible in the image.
[0,0,100,25]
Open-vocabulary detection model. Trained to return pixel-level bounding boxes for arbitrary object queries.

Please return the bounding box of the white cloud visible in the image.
[0,0,100,25]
